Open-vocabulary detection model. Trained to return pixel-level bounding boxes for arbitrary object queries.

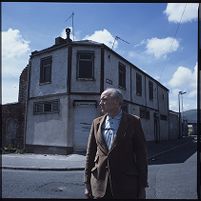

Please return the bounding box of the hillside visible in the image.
[182,109,197,123]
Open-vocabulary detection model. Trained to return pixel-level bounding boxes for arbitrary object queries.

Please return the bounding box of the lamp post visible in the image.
[178,90,186,139]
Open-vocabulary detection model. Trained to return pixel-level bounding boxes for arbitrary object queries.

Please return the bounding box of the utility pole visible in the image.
[178,92,181,139]
[178,90,186,139]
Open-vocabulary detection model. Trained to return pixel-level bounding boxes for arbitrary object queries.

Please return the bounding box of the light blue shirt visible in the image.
[102,110,122,150]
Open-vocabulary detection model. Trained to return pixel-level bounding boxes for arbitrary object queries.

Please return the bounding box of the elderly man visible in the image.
[84,88,148,199]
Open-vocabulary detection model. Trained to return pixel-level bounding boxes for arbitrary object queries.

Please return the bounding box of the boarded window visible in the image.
[33,100,59,114]
[40,56,52,83]
[136,73,142,96]
[119,62,126,88]
[77,52,94,79]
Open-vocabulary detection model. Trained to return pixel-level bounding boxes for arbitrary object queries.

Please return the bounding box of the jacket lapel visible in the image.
[96,114,109,154]
[109,112,128,153]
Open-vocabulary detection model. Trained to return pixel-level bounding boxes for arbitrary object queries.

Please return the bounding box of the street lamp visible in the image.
[178,90,186,139]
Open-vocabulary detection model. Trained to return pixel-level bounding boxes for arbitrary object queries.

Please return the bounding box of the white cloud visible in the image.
[164,3,198,23]
[133,39,146,48]
[61,28,117,49]
[168,63,197,111]
[2,28,30,59]
[146,37,179,59]
[83,29,117,49]
[2,28,31,104]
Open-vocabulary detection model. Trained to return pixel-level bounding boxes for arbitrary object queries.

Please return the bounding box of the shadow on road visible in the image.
[148,136,197,165]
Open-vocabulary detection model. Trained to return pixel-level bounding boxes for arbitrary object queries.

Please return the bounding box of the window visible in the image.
[121,102,128,113]
[40,56,52,83]
[149,81,153,100]
[140,107,150,119]
[77,51,94,79]
[160,114,167,121]
[34,100,59,115]
[136,73,142,96]
[118,62,126,88]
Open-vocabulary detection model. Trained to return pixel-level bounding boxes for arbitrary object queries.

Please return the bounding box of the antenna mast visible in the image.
[112,35,130,49]
[65,12,74,40]
[72,12,74,40]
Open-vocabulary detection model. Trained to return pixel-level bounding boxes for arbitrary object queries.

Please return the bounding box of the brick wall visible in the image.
[2,66,28,150]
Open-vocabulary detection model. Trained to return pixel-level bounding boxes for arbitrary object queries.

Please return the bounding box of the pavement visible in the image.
[2,135,196,171]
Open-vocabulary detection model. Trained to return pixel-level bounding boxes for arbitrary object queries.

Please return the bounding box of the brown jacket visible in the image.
[84,112,148,198]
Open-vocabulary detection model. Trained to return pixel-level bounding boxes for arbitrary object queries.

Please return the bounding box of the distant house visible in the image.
[168,110,179,139]
[24,28,170,154]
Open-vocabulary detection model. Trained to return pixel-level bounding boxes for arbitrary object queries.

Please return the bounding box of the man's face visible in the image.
[99,92,120,115]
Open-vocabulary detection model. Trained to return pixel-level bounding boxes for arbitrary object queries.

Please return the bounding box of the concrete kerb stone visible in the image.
[2,167,85,171]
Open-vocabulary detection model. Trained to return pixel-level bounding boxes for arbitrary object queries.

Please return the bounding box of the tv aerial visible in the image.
[112,35,130,49]
[65,12,75,40]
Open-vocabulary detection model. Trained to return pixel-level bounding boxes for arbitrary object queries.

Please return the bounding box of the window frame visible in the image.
[136,72,142,96]
[140,107,150,119]
[149,80,154,100]
[118,62,126,89]
[40,56,52,84]
[76,51,95,80]
[33,99,60,115]
[160,114,167,121]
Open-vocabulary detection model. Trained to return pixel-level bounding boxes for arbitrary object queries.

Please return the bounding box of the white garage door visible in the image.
[74,101,97,152]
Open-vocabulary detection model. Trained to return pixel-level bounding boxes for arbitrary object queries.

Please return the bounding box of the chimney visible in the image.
[66,28,72,43]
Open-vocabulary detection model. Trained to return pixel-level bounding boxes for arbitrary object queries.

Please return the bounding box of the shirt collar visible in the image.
[107,110,122,121]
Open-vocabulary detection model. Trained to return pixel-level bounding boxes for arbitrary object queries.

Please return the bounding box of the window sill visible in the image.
[77,78,95,81]
[39,82,52,86]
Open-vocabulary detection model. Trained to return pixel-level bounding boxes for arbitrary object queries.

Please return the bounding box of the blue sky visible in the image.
[2,2,198,111]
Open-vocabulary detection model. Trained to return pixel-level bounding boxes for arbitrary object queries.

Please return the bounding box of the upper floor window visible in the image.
[118,62,126,89]
[149,81,153,100]
[33,99,59,115]
[140,107,150,119]
[160,114,167,121]
[136,73,142,96]
[40,56,52,84]
[77,51,94,80]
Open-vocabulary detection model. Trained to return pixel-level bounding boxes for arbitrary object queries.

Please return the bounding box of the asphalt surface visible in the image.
[2,135,198,199]
[2,135,197,170]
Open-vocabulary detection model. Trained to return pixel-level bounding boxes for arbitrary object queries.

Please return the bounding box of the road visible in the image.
[148,136,197,165]
[2,138,197,199]
[2,170,85,199]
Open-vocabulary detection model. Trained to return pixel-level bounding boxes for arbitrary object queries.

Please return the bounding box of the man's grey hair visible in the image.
[102,88,123,104]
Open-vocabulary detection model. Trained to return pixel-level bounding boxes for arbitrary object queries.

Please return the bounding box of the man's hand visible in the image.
[84,185,93,199]
[138,187,146,199]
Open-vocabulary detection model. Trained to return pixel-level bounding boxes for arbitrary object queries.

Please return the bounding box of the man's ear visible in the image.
[114,99,120,106]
